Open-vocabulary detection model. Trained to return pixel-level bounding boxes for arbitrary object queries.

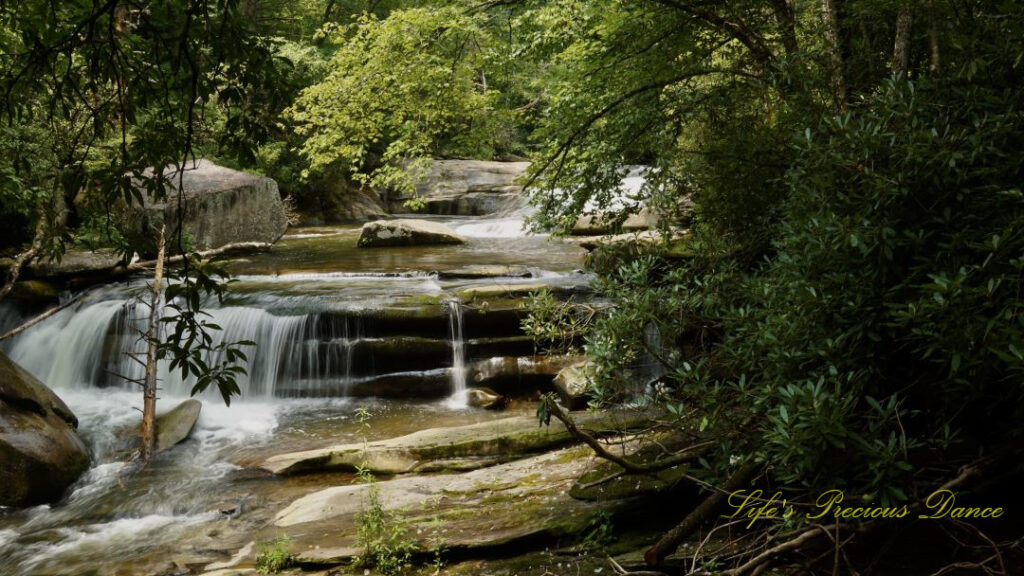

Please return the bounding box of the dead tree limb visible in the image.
[0,289,92,341]
[542,394,713,473]
[645,462,761,567]
[139,224,166,462]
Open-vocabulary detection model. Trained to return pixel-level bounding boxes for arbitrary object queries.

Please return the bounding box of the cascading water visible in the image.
[445,298,468,407]
[2,290,365,398]
[0,188,601,576]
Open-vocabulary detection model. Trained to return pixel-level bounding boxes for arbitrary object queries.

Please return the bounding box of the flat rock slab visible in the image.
[455,282,589,302]
[358,219,466,248]
[259,410,652,476]
[276,446,617,565]
[437,265,532,280]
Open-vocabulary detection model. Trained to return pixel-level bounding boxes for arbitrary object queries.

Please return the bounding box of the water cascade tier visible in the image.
[2,213,591,401]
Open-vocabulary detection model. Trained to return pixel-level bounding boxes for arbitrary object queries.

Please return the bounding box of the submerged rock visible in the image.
[437,265,532,280]
[0,351,89,507]
[357,219,466,248]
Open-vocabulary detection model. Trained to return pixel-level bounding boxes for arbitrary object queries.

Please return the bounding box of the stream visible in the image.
[0,208,589,576]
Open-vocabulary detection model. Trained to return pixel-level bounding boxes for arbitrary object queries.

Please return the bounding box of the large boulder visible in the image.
[571,208,658,236]
[0,351,90,507]
[295,177,388,224]
[27,248,124,280]
[128,160,288,254]
[387,159,530,215]
[357,219,465,248]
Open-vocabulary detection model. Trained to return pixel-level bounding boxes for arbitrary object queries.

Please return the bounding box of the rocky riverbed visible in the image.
[0,161,678,576]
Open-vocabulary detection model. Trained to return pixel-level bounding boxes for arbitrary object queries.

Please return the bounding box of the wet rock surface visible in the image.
[0,351,89,507]
[274,445,618,564]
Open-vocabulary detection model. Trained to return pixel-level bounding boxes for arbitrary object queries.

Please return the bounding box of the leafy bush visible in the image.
[354,467,416,575]
[563,76,1024,503]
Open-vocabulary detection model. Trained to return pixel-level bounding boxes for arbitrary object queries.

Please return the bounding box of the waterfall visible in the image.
[445,298,468,407]
[6,299,130,390]
[453,199,536,238]
[2,289,366,399]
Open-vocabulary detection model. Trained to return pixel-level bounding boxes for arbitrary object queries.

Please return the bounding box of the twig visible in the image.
[542,394,712,473]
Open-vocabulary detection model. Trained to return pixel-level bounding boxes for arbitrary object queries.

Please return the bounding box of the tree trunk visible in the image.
[770,0,798,59]
[927,0,940,73]
[644,463,760,567]
[821,0,848,113]
[139,225,167,462]
[893,2,914,78]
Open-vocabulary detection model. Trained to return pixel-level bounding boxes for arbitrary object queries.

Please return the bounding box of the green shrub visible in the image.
[255,535,295,574]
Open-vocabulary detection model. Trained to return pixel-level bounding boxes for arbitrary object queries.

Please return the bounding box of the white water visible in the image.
[0,387,285,576]
[444,298,468,408]
[453,202,537,238]
[1,284,379,398]
[0,208,596,575]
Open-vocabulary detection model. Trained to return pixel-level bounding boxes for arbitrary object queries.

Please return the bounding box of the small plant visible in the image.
[353,466,417,575]
[423,500,447,574]
[352,407,417,575]
[581,510,614,553]
[255,535,295,574]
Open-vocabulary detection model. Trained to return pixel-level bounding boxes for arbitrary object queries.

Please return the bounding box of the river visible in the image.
[0,208,589,576]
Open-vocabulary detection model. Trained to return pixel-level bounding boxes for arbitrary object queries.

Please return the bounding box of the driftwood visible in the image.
[0,290,91,341]
[114,241,271,275]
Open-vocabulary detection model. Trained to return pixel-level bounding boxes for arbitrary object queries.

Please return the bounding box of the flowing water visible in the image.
[444,298,468,407]
[0,207,589,575]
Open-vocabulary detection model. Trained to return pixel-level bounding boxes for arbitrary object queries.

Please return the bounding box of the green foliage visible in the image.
[289,5,518,194]
[520,289,592,355]
[256,535,295,574]
[354,466,416,575]
[158,256,254,406]
[353,409,416,575]
[581,510,614,553]
[520,0,1024,510]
